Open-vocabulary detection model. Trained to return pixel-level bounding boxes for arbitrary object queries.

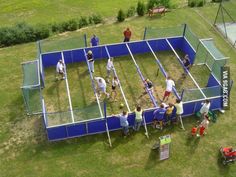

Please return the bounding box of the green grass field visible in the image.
[0,0,186,27]
[0,1,236,177]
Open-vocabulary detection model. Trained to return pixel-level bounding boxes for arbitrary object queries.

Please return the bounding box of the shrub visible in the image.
[34,24,50,39]
[147,0,157,10]
[137,1,145,16]
[51,23,61,33]
[78,16,88,28]
[147,0,171,9]
[66,19,78,31]
[117,9,126,22]
[160,0,170,8]
[188,0,196,7]
[0,23,50,47]
[197,0,204,7]
[212,0,228,2]
[90,14,103,24]
[126,6,136,17]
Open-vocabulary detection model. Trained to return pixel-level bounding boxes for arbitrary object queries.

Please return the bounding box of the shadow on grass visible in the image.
[144,148,161,170]
[185,135,200,154]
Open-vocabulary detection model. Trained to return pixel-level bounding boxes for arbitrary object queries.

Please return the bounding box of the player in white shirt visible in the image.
[163,76,175,102]
[94,77,109,98]
[106,57,114,83]
[200,99,211,118]
[56,59,65,80]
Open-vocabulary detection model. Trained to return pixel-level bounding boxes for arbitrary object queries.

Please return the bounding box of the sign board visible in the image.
[159,135,171,160]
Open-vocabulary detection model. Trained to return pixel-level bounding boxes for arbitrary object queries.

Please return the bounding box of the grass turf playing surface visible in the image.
[43,49,203,126]
[0,2,236,177]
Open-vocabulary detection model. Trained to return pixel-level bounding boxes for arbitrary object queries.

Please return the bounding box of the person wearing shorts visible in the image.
[94,77,109,98]
[163,76,175,102]
[106,57,114,83]
[111,76,119,101]
[56,59,65,80]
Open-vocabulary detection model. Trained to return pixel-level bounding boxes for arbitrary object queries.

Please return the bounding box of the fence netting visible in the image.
[194,39,228,82]
[21,60,42,114]
[184,25,199,51]
[181,88,205,102]
[40,34,87,53]
[46,104,102,127]
[144,25,184,40]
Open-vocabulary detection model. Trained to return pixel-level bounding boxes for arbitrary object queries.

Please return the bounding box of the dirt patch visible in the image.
[1,116,46,160]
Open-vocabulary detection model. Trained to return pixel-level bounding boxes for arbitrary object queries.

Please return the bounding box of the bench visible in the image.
[148,6,167,16]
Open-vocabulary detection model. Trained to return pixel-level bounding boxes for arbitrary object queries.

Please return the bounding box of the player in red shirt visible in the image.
[123,28,132,42]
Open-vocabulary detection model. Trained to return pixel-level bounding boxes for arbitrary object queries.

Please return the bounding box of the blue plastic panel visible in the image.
[168,38,184,50]
[107,116,121,130]
[182,102,196,116]
[47,126,67,140]
[42,52,61,68]
[144,109,155,123]
[87,119,106,134]
[207,73,220,87]
[128,41,150,54]
[67,123,87,137]
[148,39,171,51]
[106,43,129,57]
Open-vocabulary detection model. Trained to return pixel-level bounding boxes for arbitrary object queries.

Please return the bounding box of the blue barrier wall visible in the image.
[41,37,183,68]
[42,36,223,141]
[47,95,222,141]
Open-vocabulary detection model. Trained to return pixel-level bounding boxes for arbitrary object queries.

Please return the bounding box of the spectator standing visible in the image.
[165,103,174,125]
[123,28,132,42]
[118,111,129,136]
[200,99,211,119]
[174,99,185,130]
[134,105,143,131]
[90,34,99,46]
[87,50,95,73]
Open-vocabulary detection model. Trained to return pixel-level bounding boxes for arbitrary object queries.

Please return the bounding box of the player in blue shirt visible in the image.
[153,103,166,130]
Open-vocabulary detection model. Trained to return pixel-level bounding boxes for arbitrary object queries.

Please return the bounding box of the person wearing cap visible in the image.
[106,57,114,83]
[90,34,99,47]
[94,76,109,98]
[123,28,132,42]
[87,50,94,73]
[56,59,65,80]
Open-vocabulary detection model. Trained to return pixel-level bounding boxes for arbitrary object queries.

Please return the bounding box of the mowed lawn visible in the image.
[0,3,236,177]
[0,0,186,27]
